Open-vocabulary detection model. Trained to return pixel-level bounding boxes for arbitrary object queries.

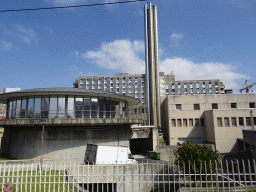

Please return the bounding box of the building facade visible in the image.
[74,73,226,103]
[161,94,256,153]
[0,88,144,162]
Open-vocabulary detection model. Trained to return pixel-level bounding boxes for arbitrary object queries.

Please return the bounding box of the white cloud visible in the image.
[160,57,248,89]
[82,39,247,90]
[44,26,54,35]
[170,33,188,48]
[0,40,13,50]
[82,39,145,74]
[170,33,184,42]
[13,24,36,44]
[74,51,79,57]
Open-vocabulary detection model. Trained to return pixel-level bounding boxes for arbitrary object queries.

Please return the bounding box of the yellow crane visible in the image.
[239,80,256,93]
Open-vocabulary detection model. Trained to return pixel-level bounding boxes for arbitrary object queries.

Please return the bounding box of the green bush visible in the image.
[174,141,219,177]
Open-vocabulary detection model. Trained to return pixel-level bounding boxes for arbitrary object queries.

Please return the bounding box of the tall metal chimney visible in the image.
[144,2,161,128]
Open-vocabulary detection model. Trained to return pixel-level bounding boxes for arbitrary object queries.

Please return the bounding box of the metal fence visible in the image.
[0,160,255,192]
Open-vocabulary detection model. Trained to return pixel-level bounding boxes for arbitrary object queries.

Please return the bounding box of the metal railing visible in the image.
[5,110,129,120]
[0,159,255,192]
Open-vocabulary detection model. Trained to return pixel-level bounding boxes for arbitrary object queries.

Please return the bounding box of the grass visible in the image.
[0,153,16,161]
[0,170,80,192]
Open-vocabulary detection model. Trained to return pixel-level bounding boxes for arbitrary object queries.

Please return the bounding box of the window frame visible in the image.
[212,103,218,109]
[231,103,237,109]
[194,104,200,110]
[175,104,182,110]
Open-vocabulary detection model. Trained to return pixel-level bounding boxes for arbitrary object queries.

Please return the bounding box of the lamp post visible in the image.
[40,118,46,172]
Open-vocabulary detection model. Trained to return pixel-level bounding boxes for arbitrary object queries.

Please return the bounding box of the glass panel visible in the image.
[105,100,111,118]
[231,117,237,126]
[67,96,74,118]
[83,97,90,118]
[58,96,65,118]
[91,98,98,118]
[177,119,181,127]
[183,119,187,127]
[75,97,83,118]
[11,99,16,118]
[7,100,12,119]
[41,97,49,119]
[246,117,251,126]
[171,119,176,127]
[111,100,115,118]
[49,96,57,118]
[21,97,27,118]
[239,117,244,126]
[189,119,193,126]
[34,96,41,118]
[224,117,229,126]
[99,98,105,118]
[16,98,21,118]
[28,97,34,118]
[217,118,222,127]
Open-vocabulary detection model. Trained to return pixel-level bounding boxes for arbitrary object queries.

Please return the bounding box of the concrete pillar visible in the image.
[152,128,159,152]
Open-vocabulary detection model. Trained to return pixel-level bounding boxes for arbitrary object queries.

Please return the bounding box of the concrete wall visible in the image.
[1,127,132,163]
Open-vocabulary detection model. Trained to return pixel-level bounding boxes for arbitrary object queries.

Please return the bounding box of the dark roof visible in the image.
[0,88,140,105]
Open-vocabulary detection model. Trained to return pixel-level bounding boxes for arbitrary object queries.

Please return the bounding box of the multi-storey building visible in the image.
[74,73,226,102]
[74,73,147,104]
[161,93,256,153]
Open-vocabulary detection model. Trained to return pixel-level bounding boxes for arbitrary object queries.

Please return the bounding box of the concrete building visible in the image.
[74,73,226,101]
[161,93,256,154]
[0,87,21,94]
[0,88,151,162]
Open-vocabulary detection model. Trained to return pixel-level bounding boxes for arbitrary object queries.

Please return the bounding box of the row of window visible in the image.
[175,102,256,110]
[217,117,256,127]
[81,77,145,83]
[6,96,128,119]
[171,118,205,127]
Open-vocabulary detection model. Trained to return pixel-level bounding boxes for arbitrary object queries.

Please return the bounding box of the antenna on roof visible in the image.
[80,72,83,76]
[171,70,173,75]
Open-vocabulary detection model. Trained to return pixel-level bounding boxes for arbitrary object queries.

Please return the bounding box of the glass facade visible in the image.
[6,95,128,119]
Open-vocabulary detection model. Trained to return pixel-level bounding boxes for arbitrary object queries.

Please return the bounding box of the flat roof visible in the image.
[0,88,140,106]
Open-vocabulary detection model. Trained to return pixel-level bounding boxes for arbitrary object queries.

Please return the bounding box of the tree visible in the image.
[174,141,219,177]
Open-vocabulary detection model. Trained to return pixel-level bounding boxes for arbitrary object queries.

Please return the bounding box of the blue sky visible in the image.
[0,0,255,93]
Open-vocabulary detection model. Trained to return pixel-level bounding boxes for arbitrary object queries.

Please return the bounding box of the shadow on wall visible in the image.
[1,127,132,162]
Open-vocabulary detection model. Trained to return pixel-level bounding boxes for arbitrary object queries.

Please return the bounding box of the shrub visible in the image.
[174,141,219,177]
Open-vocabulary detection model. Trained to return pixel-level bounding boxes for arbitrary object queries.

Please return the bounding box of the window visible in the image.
[254,117,256,126]
[195,119,199,127]
[239,117,244,126]
[224,117,229,127]
[246,117,251,126]
[249,102,255,108]
[231,103,237,109]
[201,118,205,127]
[176,104,182,110]
[177,119,181,127]
[194,104,200,110]
[134,109,137,114]
[212,103,218,109]
[141,108,144,113]
[183,119,187,127]
[189,119,193,126]
[172,119,176,127]
[217,118,222,127]
[231,117,237,126]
